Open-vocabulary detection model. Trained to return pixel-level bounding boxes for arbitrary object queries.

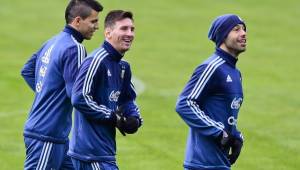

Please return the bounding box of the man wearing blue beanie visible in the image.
[176,14,247,170]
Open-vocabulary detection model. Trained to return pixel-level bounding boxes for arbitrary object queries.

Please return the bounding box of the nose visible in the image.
[241,29,246,36]
[126,29,134,37]
[240,29,246,38]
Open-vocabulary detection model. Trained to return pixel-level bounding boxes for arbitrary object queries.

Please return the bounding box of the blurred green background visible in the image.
[0,0,299,169]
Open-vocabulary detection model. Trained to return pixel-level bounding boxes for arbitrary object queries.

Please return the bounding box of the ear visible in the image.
[72,16,82,27]
[104,27,112,39]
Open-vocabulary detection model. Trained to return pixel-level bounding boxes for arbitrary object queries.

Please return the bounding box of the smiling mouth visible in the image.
[239,39,246,43]
[238,39,246,46]
[123,39,132,44]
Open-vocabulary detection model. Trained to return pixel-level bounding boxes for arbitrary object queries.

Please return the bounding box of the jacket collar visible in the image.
[215,47,238,67]
[63,25,84,43]
[102,41,123,62]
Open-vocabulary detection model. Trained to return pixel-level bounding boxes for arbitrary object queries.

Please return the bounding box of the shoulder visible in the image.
[194,55,224,72]
[86,47,109,62]
[55,32,85,51]
[81,48,109,68]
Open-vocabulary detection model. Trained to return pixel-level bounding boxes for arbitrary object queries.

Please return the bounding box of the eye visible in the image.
[120,26,127,31]
[233,27,239,32]
[91,19,98,24]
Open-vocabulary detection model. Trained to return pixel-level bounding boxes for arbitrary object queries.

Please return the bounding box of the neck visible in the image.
[105,39,125,55]
[219,44,239,59]
[68,23,78,32]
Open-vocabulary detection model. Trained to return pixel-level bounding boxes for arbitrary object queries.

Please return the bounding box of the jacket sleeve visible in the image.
[175,64,224,138]
[232,127,244,142]
[71,57,114,122]
[21,52,40,91]
[21,43,49,91]
[118,63,143,126]
[62,46,86,98]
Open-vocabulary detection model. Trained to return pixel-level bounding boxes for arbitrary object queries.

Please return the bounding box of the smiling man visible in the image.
[68,10,142,170]
[175,14,247,170]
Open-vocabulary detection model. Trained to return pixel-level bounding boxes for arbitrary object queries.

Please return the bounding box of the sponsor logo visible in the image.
[228,116,237,126]
[231,97,243,109]
[109,90,120,102]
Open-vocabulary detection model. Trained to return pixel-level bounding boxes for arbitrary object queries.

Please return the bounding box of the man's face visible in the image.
[105,18,135,54]
[77,10,99,40]
[223,24,247,57]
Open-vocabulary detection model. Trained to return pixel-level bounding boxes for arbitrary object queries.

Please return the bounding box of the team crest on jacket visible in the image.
[109,90,120,102]
[231,97,243,109]
[107,69,112,77]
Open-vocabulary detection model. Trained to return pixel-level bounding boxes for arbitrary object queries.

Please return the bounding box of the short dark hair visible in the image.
[104,10,133,28]
[65,0,103,24]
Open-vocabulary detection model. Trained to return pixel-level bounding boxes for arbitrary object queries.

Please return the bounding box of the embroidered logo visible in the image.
[231,97,243,109]
[107,69,112,77]
[226,75,232,82]
[228,116,237,126]
[121,69,125,79]
[120,65,125,79]
[109,90,120,102]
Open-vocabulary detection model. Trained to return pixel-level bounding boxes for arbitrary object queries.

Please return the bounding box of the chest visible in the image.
[98,61,126,102]
[104,63,125,87]
[211,66,243,96]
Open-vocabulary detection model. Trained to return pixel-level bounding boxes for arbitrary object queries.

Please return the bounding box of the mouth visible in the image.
[238,39,247,47]
[122,38,133,46]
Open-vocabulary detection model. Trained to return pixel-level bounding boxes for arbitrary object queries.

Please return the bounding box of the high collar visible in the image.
[215,48,238,67]
[63,25,84,43]
[102,41,123,62]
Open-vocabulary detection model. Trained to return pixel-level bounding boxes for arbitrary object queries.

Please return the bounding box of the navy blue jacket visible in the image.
[68,41,142,162]
[21,25,86,143]
[176,48,244,170]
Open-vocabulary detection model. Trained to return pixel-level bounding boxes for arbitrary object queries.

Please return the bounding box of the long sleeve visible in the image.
[118,64,142,125]
[232,127,243,142]
[21,43,48,91]
[176,62,225,138]
[71,57,113,121]
[21,53,38,91]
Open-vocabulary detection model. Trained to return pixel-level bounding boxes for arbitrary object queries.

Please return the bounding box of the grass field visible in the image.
[1,0,300,169]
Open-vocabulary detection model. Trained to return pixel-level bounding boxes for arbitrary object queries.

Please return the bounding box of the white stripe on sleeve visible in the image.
[186,57,225,130]
[82,48,111,116]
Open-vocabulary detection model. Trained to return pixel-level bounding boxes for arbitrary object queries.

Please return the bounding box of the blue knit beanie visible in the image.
[208,14,246,47]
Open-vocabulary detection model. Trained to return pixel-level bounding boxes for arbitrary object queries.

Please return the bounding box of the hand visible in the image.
[113,108,127,136]
[228,138,243,165]
[121,116,140,134]
[113,108,140,136]
[218,131,234,149]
